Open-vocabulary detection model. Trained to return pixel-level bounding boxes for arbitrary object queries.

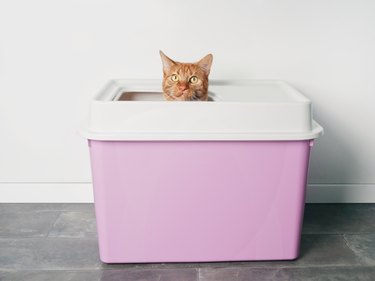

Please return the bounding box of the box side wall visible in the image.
[89,140,311,262]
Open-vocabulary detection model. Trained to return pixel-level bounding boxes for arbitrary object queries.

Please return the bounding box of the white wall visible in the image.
[1,0,374,202]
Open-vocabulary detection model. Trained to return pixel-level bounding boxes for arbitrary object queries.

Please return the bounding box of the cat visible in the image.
[159,51,213,101]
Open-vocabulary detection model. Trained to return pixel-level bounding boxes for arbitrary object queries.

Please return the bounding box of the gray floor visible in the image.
[0,204,374,281]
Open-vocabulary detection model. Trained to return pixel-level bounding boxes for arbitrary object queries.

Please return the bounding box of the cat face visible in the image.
[160,51,213,101]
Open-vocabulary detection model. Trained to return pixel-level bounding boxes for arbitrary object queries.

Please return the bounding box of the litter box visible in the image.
[80,79,323,263]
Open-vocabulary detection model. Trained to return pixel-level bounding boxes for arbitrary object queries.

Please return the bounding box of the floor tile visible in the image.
[0,211,60,238]
[288,234,362,267]
[0,270,101,281]
[198,267,279,281]
[276,266,375,281]
[100,268,198,281]
[0,203,95,213]
[0,203,66,213]
[0,238,101,270]
[0,203,374,280]
[199,266,375,281]
[344,234,375,265]
[61,203,95,212]
[48,211,97,238]
[302,204,375,234]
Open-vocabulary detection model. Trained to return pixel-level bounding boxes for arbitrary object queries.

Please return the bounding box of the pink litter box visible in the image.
[80,80,323,263]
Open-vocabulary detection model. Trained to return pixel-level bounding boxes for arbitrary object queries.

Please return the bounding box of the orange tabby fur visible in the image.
[160,51,213,101]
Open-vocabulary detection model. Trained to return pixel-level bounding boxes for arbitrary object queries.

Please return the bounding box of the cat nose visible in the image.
[178,83,188,91]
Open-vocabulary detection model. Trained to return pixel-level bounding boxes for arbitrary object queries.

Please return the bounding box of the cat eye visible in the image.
[189,76,199,84]
[171,74,179,82]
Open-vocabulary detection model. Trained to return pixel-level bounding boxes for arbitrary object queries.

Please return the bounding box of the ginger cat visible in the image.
[160,51,213,101]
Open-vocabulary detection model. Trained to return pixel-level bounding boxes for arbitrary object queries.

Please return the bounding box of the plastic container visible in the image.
[80,79,323,263]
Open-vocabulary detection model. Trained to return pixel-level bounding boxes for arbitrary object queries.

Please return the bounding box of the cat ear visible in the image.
[197,54,213,76]
[159,51,176,74]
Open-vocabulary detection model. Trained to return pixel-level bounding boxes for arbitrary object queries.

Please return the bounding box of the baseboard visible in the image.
[0,183,374,203]
[306,184,375,203]
[0,183,94,203]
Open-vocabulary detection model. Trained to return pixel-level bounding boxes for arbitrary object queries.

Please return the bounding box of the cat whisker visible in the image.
[192,94,200,101]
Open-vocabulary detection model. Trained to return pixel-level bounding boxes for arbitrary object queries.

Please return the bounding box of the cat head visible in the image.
[160,51,213,101]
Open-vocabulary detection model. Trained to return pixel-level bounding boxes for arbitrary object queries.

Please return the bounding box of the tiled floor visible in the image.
[0,204,374,280]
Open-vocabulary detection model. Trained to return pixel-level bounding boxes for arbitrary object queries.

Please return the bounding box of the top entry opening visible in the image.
[117,92,215,101]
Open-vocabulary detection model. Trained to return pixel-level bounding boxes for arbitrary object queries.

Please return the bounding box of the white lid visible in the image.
[80,79,323,141]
